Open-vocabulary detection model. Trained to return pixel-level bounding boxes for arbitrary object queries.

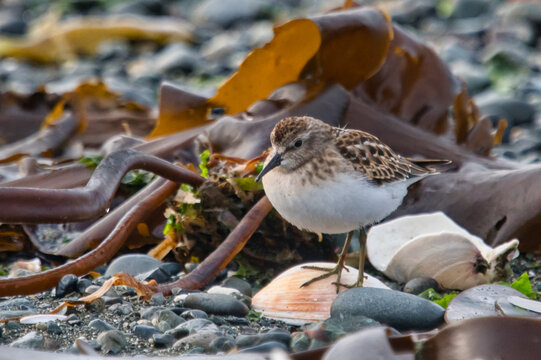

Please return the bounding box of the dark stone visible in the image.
[183,293,249,317]
[150,293,165,306]
[172,318,219,335]
[165,327,190,340]
[110,0,168,16]
[76,278,92,294]
[160,262,183,276]
[0,298,34,310]
[210,336,235,352]
[55,274,79,298]
[239,341,289,353]
[331,288,444,331]
[158,310,184,328]
[0,19,27,36]
[89,319,116,331]
[450,0,492,19]
[221,277,252,297]
[47,321,62,335]
[403,277,441,295]
[153,333,175,348]
[173,332,220,351]
[133,324,161,339]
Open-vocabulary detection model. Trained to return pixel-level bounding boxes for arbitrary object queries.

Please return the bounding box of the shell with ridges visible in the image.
[252,262,389,325]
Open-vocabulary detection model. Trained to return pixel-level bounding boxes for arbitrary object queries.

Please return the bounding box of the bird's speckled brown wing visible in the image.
[332,128,438,185]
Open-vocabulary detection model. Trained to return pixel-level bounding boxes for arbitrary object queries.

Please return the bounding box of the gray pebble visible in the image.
[89,319,116,331]
[173,332,220,351]
[210,336,235,352]
[403,277,441,295]
[181,309,209,320]
[221,277,253,297]
[183,293,249,317]
[55,274,79,298]
[152,333,175,348]
[158,310,184,328]
[105,254,162,277]
[133,324,161,339]
[10,331,44,349]
[97,330,126,354]
[239,341,289,353]
[150,293,165,306]
[174,318,219,335]
[47,321,62,335]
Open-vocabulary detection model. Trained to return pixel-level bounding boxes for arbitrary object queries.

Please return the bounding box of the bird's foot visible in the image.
[300,264,351,293]
[332,274,367,289]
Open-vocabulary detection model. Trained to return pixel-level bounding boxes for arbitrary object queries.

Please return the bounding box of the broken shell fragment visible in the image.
[367,212,519,290]
[252,262,389,325]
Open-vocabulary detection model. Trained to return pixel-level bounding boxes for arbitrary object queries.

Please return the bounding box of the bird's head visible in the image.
[256,116,332,181]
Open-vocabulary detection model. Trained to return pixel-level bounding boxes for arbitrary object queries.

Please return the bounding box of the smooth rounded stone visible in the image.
[110,303,132,316]
[10,331,44,349]
[47,321,62,335]
[133,324,161,339]
[210,336,235,352]
[6,321,21,330]
[152,333,175,348]
[192,0,269,28]
[173,332,220,351]
[331,288,444,331]
[174,318,219,334]
[0,18,27,36]
[236,329,291,349]
[450,61,490,95]
[160,262,183,277]
[153,43,199,74]
[97,330,126,355]
[137,267,173,284]
[221,277,253,297]
[208,286,252,307]
[209,315,228,326]
[76,278,92,294]
[150,293,165,306]
[182,309,209,320]
[183,293,249,317]
[102,296,123,306]
[477,97,535,127]
[164,327,190,340]
[0,310,36,320]
[89,319,116,331]
[449,0,492,19]
[157,321,171,333]
[239,341,289,353]
[403,277,441,295]
[223,316,250,326]
[55,274,79,298]
[84,285,118,297]
[158,310,184,328]
[105,254,162,277]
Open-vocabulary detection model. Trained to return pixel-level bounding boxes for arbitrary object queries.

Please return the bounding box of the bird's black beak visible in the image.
[255,153,282,182]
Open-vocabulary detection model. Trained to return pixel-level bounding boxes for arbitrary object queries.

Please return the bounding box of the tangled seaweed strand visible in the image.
[0,148,203,223]
[154,196,273,295]
[0,177,187,296]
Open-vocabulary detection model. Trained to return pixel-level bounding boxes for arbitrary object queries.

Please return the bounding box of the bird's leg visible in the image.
[339,227,367,289]
[301,231,354,293]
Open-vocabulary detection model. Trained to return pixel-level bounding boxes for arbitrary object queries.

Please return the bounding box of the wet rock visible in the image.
[0,310,36,320]
[105,254,162,277]
[6,321,21,331]
[450,61,490,95]
[47,321,62,335]
[181,309,209,320]
[222,276,253,297]
[152,333,175,348]
[154,43,199,75]
[55,274,79,298]
[291,332,310,352]
[173,332,220,351]
[236,328,291,349]
[141,306,166,320]
[210,336,235,352]
[449,0,492,19]
[89,319,116,331]
[173,318,219,334]
[158,310,184,328]
[110,303,132,315]
[160,262,183,277]
[133,324,161,339]
[10,331,44,349]
[150,293,165,306]
[208,286,252,307]
[331,288,444,331]
[192,0,269,28]
[97,330,126,355]
[165,327,190,340]
[76,278,92,294]
[0,18,27,36]
[239,341,289,353]
[403,277,441,295]
[110,0,168,16]
[477,96,536,127]
[183,293,249,317]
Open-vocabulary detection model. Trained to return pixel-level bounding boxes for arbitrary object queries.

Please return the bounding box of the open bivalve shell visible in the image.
[252,262,389,325]
[367,212,519,290]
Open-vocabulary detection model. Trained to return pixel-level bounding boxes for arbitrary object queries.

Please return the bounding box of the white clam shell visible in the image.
[367,212,519,290]
[252,262,389,325]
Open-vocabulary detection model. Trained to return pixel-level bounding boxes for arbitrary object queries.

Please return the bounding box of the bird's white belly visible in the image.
[262,171,412,234]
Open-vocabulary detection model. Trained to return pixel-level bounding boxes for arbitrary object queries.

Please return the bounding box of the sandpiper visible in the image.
[256,116,448,292]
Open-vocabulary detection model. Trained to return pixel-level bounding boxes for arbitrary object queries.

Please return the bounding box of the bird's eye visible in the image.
[294,139,303,148]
